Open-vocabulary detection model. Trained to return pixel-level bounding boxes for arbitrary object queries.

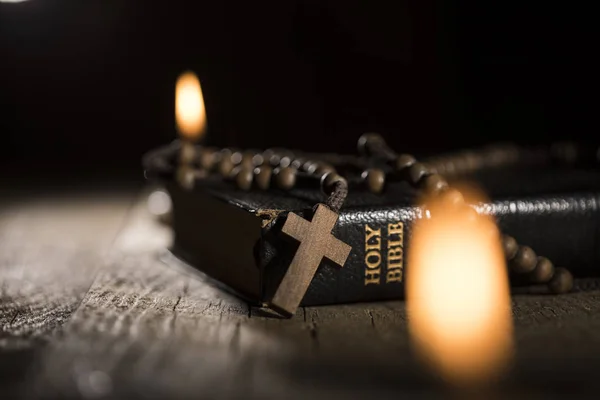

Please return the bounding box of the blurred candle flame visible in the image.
[407,186,513,387]
[175,71,206,141]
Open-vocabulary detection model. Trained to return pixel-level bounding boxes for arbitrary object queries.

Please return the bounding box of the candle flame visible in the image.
[407,186,513,387]
[175,71,206,141]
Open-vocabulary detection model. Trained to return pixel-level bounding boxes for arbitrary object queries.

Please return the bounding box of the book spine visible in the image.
[303,205,419,305]
[260,193,600,306]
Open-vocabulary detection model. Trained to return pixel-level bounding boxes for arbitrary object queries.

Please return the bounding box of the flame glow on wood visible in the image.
[407,188,513,386]
[175,71,206,142]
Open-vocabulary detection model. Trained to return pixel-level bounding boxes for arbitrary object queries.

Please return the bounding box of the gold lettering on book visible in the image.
[386,222,404,283]
[364,221,405,285]
[364,224,382,285]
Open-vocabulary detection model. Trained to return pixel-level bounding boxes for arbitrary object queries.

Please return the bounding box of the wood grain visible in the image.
[0,190,136,347]
[4,186,600,399]
[0,187,138,398]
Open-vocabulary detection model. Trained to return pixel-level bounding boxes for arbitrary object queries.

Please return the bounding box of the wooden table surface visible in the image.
[2,182,600,399]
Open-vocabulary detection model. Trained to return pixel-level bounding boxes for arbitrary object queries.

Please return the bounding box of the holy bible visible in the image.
[154,166,600,307]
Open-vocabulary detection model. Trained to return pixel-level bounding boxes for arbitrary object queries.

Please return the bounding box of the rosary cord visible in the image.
[358,133,575,294]
[144,135,580,294]
[147,137,577,294]
[144,141,352,212]
[325,178,348,213]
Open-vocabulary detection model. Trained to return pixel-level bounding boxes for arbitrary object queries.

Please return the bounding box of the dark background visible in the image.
[0,1,597,177]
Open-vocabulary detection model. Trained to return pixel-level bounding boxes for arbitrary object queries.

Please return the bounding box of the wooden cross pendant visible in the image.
[270,204,352,317]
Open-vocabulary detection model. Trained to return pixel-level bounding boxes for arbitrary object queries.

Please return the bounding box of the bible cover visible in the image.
[157,166,600,307]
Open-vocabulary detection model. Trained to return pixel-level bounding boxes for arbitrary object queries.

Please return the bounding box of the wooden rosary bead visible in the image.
[234,167,254,191]
[291,158,306,170]
[240,152,255,169]
[510,245,537,274]
[361,168,386,194]
[230,151,243,165]
[262,149,277,166]
[314,163,336,177]
[302,161,319,174]
[302,160,319,172]
[357,132,384,156]
[421,162,437,175]
[254,166,272,190]
[442,160,456,176]
[453,158,468,175]
[407,162,429,185]
[321,172,346,196]
[529,256,555,283]
[198,148,218,170]
[501,235,519,260]
[427,159,443,175]
[176,165,195,190]
[463,151,481,171]
[452,151,478,175]
[439,188,465,207]
[268,148,295,166]
[275,167,297,190]
[548,267,573,294]
[420,173,448,194]
[179,141,196,165]
[278,156,292,168]
[218,156,235,177]
[252,153,265,167]
[395,154,416,171]
[264,148,290,167]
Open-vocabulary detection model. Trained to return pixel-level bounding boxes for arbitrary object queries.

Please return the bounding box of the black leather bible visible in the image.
[159,165,600,307]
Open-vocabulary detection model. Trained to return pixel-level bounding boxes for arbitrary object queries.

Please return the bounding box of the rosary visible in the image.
[145,132,578,316]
